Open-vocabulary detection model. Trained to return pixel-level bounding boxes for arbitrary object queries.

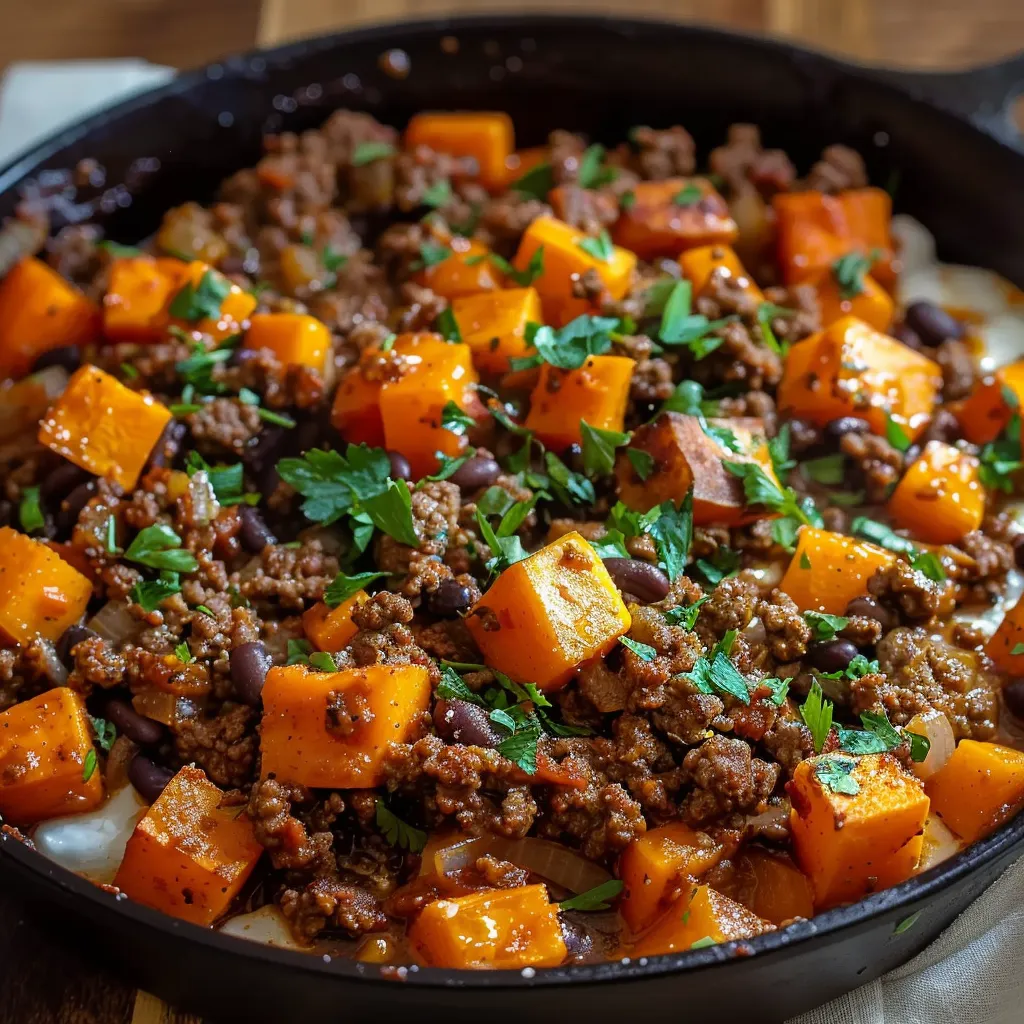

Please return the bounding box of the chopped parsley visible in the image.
[804,611,850,642]
[647,493,693,582]
[680,631,750,705]
[175,344,235,395]
[105,515,120,555]
[907,731,931,763]
[850,516,917,554]
[893,911,922,936]
[800,680,833,753]
[98,239,144,258]
[576,144,618,189]
[723,460,822,530]
[755,303,794,356]
[413,241,452,270]
[559,879,624,912]
[761,677,790,706]
[672,183,703,206]
[257,408,297,429]
[619,190,636,210]
[664,596,708,631]
[18,486,44,533]
[802,453,846,486]
[124,524,199,573]
[88,715,117,753]
[324,570,389,608]
[185,451,257,507]
[800,551,812,570]
[690,936,717,950]
[814,755,860,795]
[512,314,619,371]
[832,251,876,299]
[695,545,741,586]
[421,177,452,209]
[82,749,98,783]
[510,161,555,200]
[351,141,397,166]
[309,651,339,672]
[620,637,657,661]
[286,639,313,666]
[767,422,797,479]
[580,421,631,476]
[909,549,947,582]
[475,499,534,576]
[168,269,231,322]
[375,800,426,853]
[978,405,1022,493]
[440,400,476,436]
[544,450,595,506]
[577,229,614,263]
[657,280,734,358]
[818,653,880,682]
[435,305,462,342]
[884,412,912,453]
[130,571,182,612]
[626,448,656,481]
[174,642,194,664]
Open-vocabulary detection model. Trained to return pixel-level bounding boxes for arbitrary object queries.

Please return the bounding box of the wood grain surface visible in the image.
[0,1,1023,1021]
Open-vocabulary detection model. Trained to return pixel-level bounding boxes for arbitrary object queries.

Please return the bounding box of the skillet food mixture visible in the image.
[2,109,1024,969]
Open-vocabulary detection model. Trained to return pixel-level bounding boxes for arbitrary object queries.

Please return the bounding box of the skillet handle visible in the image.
[870,54,1024,152]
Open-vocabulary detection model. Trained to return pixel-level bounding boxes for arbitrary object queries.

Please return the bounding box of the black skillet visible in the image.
[1,15,1023,1023]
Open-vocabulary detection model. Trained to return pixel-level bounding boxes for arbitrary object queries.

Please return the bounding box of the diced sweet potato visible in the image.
[171,261,257,341]
[409,884,566,969]
[302,591,369,652]
[500,146,548,191]
[0,527,93,645]
[260,664,431,788]
[331,353,387,447]
[38,364,171,491]
[466,531,631,691]
[615,413,778,524]
[777,316,941,442]
[713,849,815,926]
[951,360,1024,445]
[0,258,100,379]
[405,112,514,191]
[103,256,186,342]
[986,592,1024,674]
[778,527,896,615]
[678,244,764,305]
[629,884,773,957]
[887,441,984,545]
[243,312,330,371]
[0,687,103,824]
[525,354,634,450]
[514,216,636,325]
[789,753,929,910]
[611,178,737,260]
[452,287,542,374]
[806,264,893,332]
[619,822,724,932]
[926,740,1024,844]
[113,765,262,926]
[415,236,505,300]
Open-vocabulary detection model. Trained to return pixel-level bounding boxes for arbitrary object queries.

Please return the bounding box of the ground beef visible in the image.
[238,539,340,610]
[280,879,388,944]
[67,635,125,693]
[173,703,256,788]
[696,574,760,643]
[936,339,976,400]
[680,735,780,826]
[631,125,697,180]
[709,124,796,196]
[804,145,868,193]
[758,591,812,662]
[247,777,336,871]
[762,716,815,776]
[549,185,619,232]
[694,319,783,391]
[868,560,955,622]
[477,193,552,254]
[187,398,263,456]
[840,431,904,504]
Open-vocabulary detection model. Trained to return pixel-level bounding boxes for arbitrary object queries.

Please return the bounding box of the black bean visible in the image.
[806,639,858,674]
[230,641,273,706]
[57,479,97,532]
[433,698,503,748]
[450,455,500,491]
[41,461,90,502]
[243,425,286,496]
[824,417,870,442]
[560,917,594,960]
[891,322,923,350]
[602,558,670,604]
[562,442,586,475]
[1013,535,1024,570]
[238,505,277,552]
[1003,680,1024,721]
[427,579,473,617]
[387,450,412,481]
[905,301,965,347]
[128,754,176,804]
[147,420,187,470]
[845,596,896,634]
[57,624,97,666]
[105,698,164,746]
[32,345,81,374]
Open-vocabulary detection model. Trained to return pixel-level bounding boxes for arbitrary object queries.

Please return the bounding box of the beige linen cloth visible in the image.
[2,60,1023,1024]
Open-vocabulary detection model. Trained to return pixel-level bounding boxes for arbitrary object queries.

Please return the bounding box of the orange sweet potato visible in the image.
[331,353,388,447]
[405,112,514,191]
[678,244,764,305]
[926,740,1024,844]
[114,765,262,926]
[0,257,100,378]
[171,260,257,340]
[452,287,542,374]
[628,884,773,957]
[243,312,330,371]
[806,264,893,333]
[303,590,369,652]
[103,256,186,342]
[0,527,93,645]
[0,687,103,824]
[713,849,815,926]
[619,822,724,932]
[500,146,548,191]
[525,355,634,450]
[951,360,1024,445]
[611,178,738,260]
[779,527,896,615]
[987,592,1024,674]
[615,413,779,524]
[789,752,929,910]
[887,442,984,545]
[38,364,171,491]
[260,664,431,788]
[415,236,505,300]
[777,316,942,442]
[466,531,631,691]
[409,884,566,969]
[773,188,895,288]
[513,216,636,325]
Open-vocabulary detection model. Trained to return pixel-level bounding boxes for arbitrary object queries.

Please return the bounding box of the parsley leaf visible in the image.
[978,409,1022,492]
[421,178,452,209]
[619,190,636,210]
[352,141,397,166]
[893,911,921,936]
[761,677,790,706]
[324,570,389,608]
[768,423,797,479]
[174,345,235,395]
[577,229,614,263]
[286,639,313,665]
[98,240,144,258]
[818,653,880,682]
[909,549,947,582]
[802,453,846,486]
[375,800,426,852]
[130,570,182,612]
[559,879,624,912]
[832,251,876,300]
[814,755,860,795]
[440,400,476,436]
[435,305,462,342]
[664,597,708,631]
[801,680,833,754]
[756,303,794,356]
[185,451,255,507]
[488,246,546,287]
[884,412,912,453]
[682,644,750,704]
[124,524,199,573]
[169,269,231,322]
[497,720,542,774]
[174,642,194,664]
[695,546,741,586]
[657,280,734,357]
[626,448,656,481]
[580,421,630,476]
[475,501,533,576]
[18,486,44,533]
[620,637,657,661]
[309,651,339,672]
[672,183,702,206]
[82,749,97,783]
[88,714,117,753]
[850,516,917,554]
[576,144,618,189]
[545,450,595,506]
[647,493,693,582]
[413,241,452,270]
[519,315,619,370]
[362,479,420,547]
[804,611,850,642]
[723,460,821,528]
[511,162,555,200]
[906,730,931,763]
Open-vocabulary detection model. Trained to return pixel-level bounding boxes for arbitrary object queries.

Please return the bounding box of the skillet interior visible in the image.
[1,14,1024,1023]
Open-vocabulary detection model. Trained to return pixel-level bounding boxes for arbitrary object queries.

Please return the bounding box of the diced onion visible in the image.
[729,188,771,256]
[187,470,218,527]
[131,690,179,727]
[87,600,140,645]
[917,814,961,872]
[905,709,956,780]
[35,638,68,687]
[219,905,308,949]
[34,365,71,400]
[744,803,790,840]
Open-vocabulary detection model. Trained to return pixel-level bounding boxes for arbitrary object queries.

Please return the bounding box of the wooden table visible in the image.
[2,1,1024,1020]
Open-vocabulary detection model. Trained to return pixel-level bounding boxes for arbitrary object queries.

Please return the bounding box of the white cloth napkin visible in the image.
[1,59,1021,1024]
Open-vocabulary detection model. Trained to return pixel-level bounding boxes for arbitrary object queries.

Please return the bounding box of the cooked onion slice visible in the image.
[905,709,955,780]
[917,814,961,872]
[219,905,309,949]
[87,600,140,645]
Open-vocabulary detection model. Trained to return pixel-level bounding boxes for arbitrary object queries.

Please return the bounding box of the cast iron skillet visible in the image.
[1,15,1024,1023]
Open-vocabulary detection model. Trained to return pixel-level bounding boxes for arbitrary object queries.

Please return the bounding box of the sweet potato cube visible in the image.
[243,312,330,371]
[678,244,764,306]
[415,237,505,300]
[789,753,929,910]
[615,413,778,525]
[171,261,257,341]
[611,178,737,260]
[38,364,171,491]
[0,687,103,824]
[302,591,369,652]
[260,664,431,788]
[888,441,984,545]
[714,849,815,926]
[466,531,630,691]
[926,740,1024,844]
[806,264,893,333]
[525,355,634,450]
[405,112,514,191]
[779,527,896,615]
[777,316,941,442]
[952,360,1024,445]
[629,884,773,957]
[500,146,548,191]
[619,822,724,932]
[514,216,636,325]
[103,256,186,342]
[452,287,542,374]
[0,527,93,645]
[114,765,262,926]
[987,591,1024,674]
[331,358,387,447]
[0,258,100,379]
[409,884,566,969]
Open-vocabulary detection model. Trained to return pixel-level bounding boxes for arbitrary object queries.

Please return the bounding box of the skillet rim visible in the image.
[1,9,1023,989]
